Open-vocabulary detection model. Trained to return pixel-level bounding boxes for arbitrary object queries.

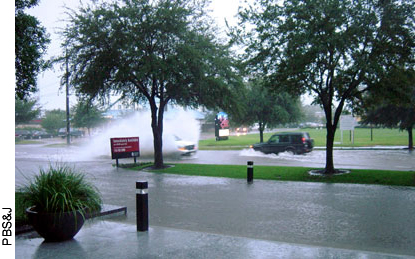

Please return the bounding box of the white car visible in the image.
[174,135,197,156]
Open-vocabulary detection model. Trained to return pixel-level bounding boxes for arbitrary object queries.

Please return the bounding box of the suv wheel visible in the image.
[285,148,296,155]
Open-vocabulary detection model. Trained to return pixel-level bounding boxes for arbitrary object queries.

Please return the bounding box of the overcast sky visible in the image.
[25,0,244,110]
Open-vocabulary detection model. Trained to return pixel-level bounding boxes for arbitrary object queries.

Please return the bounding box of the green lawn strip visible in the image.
[135,163,415,187]
[15,139,44,145]
[112,162,153,170]
[199,145,248,150]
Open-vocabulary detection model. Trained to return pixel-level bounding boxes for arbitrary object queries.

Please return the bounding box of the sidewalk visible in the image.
[16,221,410,259]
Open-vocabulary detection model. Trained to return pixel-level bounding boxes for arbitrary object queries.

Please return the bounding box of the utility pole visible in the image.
[66,49,71,145]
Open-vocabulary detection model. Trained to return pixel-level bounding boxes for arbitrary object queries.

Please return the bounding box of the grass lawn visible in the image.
[199,128,413,150]
[15,139,44,145]
[131,163,415,187]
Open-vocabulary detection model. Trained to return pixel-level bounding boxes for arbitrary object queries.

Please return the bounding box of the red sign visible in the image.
[110,137,140,159]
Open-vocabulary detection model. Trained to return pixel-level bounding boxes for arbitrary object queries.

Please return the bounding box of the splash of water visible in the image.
[239,148,323,162]
[74,109,201,160]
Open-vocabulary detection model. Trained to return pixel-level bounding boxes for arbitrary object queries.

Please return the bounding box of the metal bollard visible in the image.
[247,161,254,183]
[136,181,148,231]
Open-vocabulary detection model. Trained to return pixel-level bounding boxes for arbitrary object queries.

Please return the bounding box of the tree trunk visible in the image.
[259,122,264,143]
[150,101,164,169]
[325,125,336,174]
[321,87,347,174]
[408,127,413,150]
[152,125,163,168]
[322,97,344,174]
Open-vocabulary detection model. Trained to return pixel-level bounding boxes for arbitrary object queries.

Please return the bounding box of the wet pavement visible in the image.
[15,141,415,257]
[16,221,411,258]
[15,158,415,257]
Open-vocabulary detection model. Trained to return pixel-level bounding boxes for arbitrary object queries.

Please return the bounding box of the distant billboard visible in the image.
[215,112,229,140]
[340,116,357,144]
[340,115,356,131]
[110,137,140,159]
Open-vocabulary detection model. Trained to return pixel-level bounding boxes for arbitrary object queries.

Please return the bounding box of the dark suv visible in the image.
[250,132,314,155]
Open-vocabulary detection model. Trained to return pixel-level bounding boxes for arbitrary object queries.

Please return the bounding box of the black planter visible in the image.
[26,206,85,242]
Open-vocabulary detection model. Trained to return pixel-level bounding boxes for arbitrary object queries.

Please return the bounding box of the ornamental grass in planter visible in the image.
[20,164,102,242]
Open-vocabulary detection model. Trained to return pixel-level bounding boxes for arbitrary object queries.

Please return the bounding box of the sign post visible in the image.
[110,137,140,167]
[340,116,356,144]
[215,112,230,141]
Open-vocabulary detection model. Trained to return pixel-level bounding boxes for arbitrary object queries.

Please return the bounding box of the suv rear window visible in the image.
[279,135,290,143]
[291,135,303,143]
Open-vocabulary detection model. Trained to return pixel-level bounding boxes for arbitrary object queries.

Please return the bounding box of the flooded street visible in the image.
[187,148,415,171]
[15,141,415,256]
[15,140,415,172]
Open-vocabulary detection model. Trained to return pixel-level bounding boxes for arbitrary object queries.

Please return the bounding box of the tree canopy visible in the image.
[61,0,244,167]
[15,98,41,125]
[15,0,50,100]
[72,100,106,135]
[236,0,415,173]
[236,80,302,143]
[41,109,66,135]
[359,68,415,149]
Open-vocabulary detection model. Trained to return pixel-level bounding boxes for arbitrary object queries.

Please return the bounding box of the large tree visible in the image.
[15,98,41,125]
[41,109,66,135]
[72,100,106,136]
[15,0,50,100]
[61,0,243,168]
[236,0,415,173]
[359,68,415,150]
[238,81,302,143]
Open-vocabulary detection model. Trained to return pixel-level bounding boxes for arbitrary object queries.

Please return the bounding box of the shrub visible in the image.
[19,164,102,216]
